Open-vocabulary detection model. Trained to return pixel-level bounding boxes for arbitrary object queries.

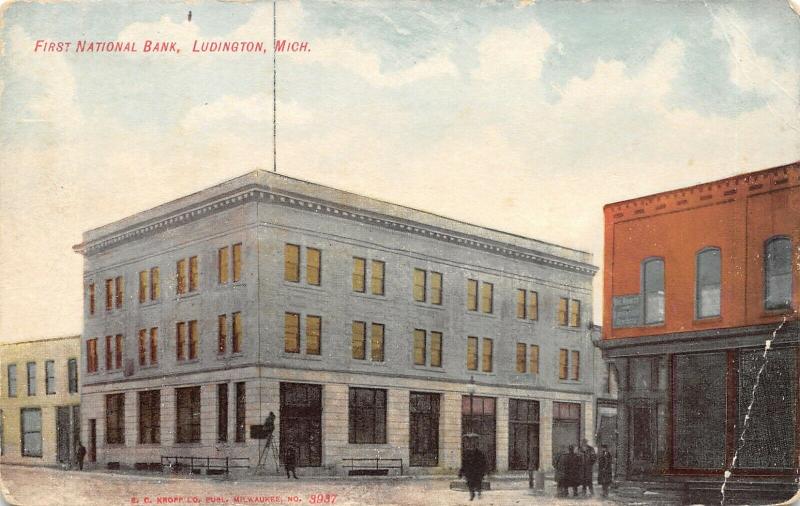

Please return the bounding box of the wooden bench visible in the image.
[342,458,403,476]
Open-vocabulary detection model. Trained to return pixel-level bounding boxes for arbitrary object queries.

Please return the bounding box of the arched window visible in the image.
[696,248,721,318]
[643,258,665,324]
[765,236,792,310]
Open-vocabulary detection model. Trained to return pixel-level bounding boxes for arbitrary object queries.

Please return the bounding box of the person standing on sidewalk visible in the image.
[283,444,298,479]
[580,439,596,496]
[597,444,613,498]
[459,445,488,501]
[553,446,567,497]
[76,441,87,471]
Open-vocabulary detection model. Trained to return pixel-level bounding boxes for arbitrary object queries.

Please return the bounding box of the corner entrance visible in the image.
[279,382,322,467]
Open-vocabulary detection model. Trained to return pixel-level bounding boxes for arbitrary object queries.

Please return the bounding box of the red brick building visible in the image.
[600,162,799,495]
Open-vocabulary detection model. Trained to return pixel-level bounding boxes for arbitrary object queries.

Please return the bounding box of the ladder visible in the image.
[253,433,280,474]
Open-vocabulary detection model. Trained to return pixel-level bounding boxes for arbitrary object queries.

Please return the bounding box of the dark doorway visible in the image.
[56,406,71,464]
[461,395,496,471]
[409,392,440,467]
[508,399,540,470]
[628,401,656,475]
[552,402,581,458]
[280,382,322,467]
[88,419,96,462]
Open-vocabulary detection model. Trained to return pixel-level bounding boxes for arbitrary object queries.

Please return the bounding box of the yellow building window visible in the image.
[413,268,426,302]
[218,247,229,284]
[528,291,538,321]
[105,279,113,310]
[284,244,300,282]
[284,313,300,353]
[353,257,366,293]
[569,299,581,327]
[467,279,478,311]
[176,260,187,295]
[571,350,580,380]
[352,321,366,360]
[481,283,493,314]
[88,283,96,315]
[516,289,526,319]
[138,329,147,366]
[149,328,158,364]
[188,256,199,292]
[558,298,569,326]
[150,267,160,300]
[559,349,568,380]
[232,312,242,353]
[114,276,124,308]
[188,321,198,360]
[431,272,443,305]
[176,322,186,361]
[306,248,321,286]
[481,338,493,372]
[139,271,147,303]
[430,331,442,367]
[413,329,426,366]
[232,243,242,282]
[466,336,478,370]
[516,343,526,373]
[306,315,321,355]
[371,260,385,296]
[371,323,385,362]
[218,315,227,354]
[529,345,540,374]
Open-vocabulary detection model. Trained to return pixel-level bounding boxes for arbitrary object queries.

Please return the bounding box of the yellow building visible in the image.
[0,336,81,466]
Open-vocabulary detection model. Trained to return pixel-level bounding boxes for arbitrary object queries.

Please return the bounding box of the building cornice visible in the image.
[74,184,598,276]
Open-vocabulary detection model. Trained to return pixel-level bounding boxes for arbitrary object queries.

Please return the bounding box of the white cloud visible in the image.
[472,20,553,81]
[180,93,312,132]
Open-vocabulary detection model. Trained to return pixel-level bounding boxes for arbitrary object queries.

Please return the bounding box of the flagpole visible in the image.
[272,0,278,173]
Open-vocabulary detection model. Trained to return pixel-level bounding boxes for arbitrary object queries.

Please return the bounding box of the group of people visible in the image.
[553,439,613,498]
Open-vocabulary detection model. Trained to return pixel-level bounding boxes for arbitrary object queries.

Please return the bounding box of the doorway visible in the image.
[508,399,540,470]
[280,383,322,467]
[461,395,496,471]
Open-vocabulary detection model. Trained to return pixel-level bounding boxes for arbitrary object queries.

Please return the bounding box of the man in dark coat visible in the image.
[283,444,298,479]
[76,441,87,471]
[552,447,567,497]
[459,446,488,501]
[580,438,597,496]
[597,444,613,497]
[564,445,581,497]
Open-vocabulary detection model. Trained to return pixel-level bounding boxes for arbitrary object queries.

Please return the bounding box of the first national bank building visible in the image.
[73,170,598,475]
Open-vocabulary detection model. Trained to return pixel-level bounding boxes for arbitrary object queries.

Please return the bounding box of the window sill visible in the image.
[694,315,722,324]
[283,281,325,292]
[466,370,496,377]
[760,308,793,317]
[465,311,498,319]
[139,364,160,370]
[413,302,444,311]
[215,281,247,290]
[515,318,540,325]
[351,291,387,301]
[176,359,200,365]
[176,291,201,301]
[351,359,387,366]
[217,352,245,360]
[138,300,161,308]
[281,352,323,361]
[412,365,445,373]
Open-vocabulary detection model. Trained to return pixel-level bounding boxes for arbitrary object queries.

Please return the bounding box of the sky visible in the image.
[0,0,798,342]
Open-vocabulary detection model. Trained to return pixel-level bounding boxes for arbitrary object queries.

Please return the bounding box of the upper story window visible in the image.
[696,247,721,318]
[105,334,124,370]
[558,349,580,381]
[467,279,493,313]
[7,364,16,397]
[86,339,98,373]
[765,236,793,310]
[466,336,493,372]
[176,321,198,361]
[516,290,539,320]
[138,328,158,367]
[88,283,95,315]
[139,267,160,303]
[353,258,385,295]
[105,279,113,310]
[413,269,442,304]
[643,258,665,324]
[284,313,322,355]
[284,244,321,285]
[26,362,36,396]
[45,360,55,395]
[176,257,199,295]
[67,358,78,394]
[218,243,243,284]
[557,298,581,327]
[413,329,443,367]
[114,276,124,308]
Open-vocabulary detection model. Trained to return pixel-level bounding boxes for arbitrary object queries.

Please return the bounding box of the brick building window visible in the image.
[26,362,36,396]
[138,390,160,444]
[696,247,721,318]
[6,364,16,397]
[643,258,665,324]
[45,360,55,395]
[105,393,125,444]
[21,408,42,457]
[765,236,792,310]
[175,386,201,444]
[348,387,387,444]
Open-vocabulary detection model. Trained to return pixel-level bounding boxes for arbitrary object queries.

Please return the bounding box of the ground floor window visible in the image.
[348,387,386,444]
[21,408,42,457]
[217,384,228,443]
[672,352,726,469]
[409,392,440,467]
[235,382,246,443]
[462,395,496,471]
[176,386,201,443]
[138,390,161,444]
[280,382,322,466]
[552,401,580,457]
[735,347,796,470]
[105,393,125,445]
[508,398,539,471]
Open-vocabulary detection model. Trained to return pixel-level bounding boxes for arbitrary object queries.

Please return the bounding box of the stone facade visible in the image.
[74,170,599,475]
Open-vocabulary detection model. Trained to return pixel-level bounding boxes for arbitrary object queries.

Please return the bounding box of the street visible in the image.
[0,465,627,506]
